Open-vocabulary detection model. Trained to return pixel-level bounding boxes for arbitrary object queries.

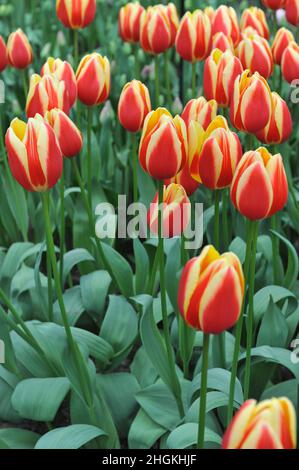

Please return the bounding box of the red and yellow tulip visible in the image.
[148,183,191,237]
[230,147,288,220]
[286,0,299,26]
[41,57,77,108]
[5,115,62,192]
[140,4,178,55]
[281,41,299,83]
[7,29,33,69]
[44,108,83,158]
[255,92,293,144]
[118,80,151,133]
[0,36,7,72]
[240,7,269,39]
[236,31,274,79]
[181,97,217,129]
[178,245,244,333]
[189,116,243,189]
[139,108,187,180]
[118,2,144,43]
[56,0,96,29]
[230,70,272,134]
[222,398,296,449]
[211,5,240,47]
[26,74,71,118]
[272,27,295,65]
[211,32,234,53]
[203,49,243,107]
[175,10,211,63]
[76,53,110,106]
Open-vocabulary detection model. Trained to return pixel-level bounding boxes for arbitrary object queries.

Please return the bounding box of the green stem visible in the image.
[134,43,139,78]
[180,233,188,266]
[59,167,65,289]
[227,219,254,425]
[46,249,53,321]
[214,190,220,250]
[197,333,210,449]
[147,246,159,296]
[271,215,279,284]
[132,133,138,204]
[41,191,94,407]
[87,107,93,208]
[192,62,196,97]
[22,70,28,103]
[73,29,79,66]
[71,158,124,295]
[154,55,160,108]
[243,221,259,400]
[164,50,171,108]
[222,188,229,250]
[158,180,184,418]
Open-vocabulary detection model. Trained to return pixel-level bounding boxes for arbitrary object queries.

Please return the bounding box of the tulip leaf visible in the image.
[101,243,135,297]
[128,409,166,450]
[270,229,299,289]
[0,428,40,449]
[167,423,221,449]
[133,238,150,295]
[34,424,106,450]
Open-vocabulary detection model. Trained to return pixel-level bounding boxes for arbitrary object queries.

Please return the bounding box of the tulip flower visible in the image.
[5,115,63,192]
[255,92,292,144]
[178,245,244,333]
[230,70,272,134]
[162,3,179,47]
[204,7,215,23]
[140,5,177,55]
[0,36,7,72]
[236,32,274,79]
[56,0,96,29]
[7,29,33,69]
[240,7,269,39]
[139,108,188,180]
[223,398,297,449]
[44,109,83,158]
[211,32,234,53]
[181,97,217,129]
[262,0,286,9]
[272,27,295,65]
[118,2,144,43]
[286,0,299,26]
[165,163,199,196]
[203,49,243,107]
[148,183,191,237]
[41,57,77,108]
[26,74,71,118]
[211,5,240,47]
[175,10,212,63]
[189,116,243,189]
[76,53,110,106]
[281,41,299,83]
[230,147,288,220]
[118,80,151,133]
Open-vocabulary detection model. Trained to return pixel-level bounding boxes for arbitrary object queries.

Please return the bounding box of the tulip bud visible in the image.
[175,10,212,63]
[272,28,294,65]
[281,41,299,83]
[140,5,176,55]
[148,183,191,237]
[212,5,240,47]
[236,32,274,79]
[164,3,180,46]
[26,74,70,118]
[139,108,188,180]
[44,108,83,158]
[222,398,296,449]
[7,29,33,69]
[56,0,96,29]
[204,49,243,107]
[211,32,234,53]
[0,36,7,72]
[178,245,244,333]
[255,92,292,144]
[231,147,288,220]
[240,7,269,39]
[286,0,299,26]
[118,80,151,133]
[76,53,110,106]
[118,2,144,43]
[5,115,63,192]
[190,116,243,189]
[164,163,199,196]
[230,70,272,134]
[41,57,77,108]
[181,97,217,129]
[262,0,286,9]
